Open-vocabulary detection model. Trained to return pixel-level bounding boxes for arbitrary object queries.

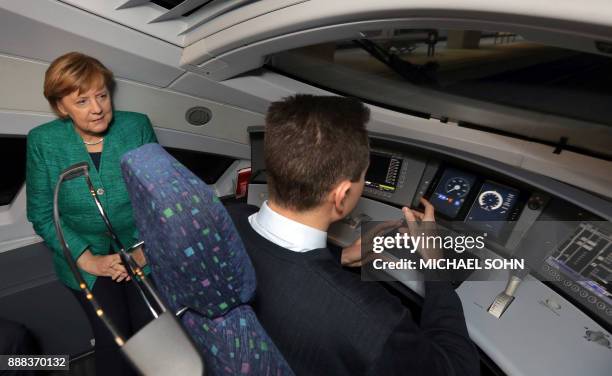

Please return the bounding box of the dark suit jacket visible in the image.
[228,204,480,376]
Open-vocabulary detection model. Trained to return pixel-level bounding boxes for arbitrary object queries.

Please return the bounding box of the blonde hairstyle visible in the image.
[43,52,114,118]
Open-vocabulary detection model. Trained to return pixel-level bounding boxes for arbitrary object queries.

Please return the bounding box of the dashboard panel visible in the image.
[361,144,528,246]
[367,142,611,335]
[362,137,611,330]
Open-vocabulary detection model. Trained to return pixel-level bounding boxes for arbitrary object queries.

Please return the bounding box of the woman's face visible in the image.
[56,84,112,138]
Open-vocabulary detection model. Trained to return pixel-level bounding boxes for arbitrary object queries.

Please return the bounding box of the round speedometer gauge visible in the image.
[478,190,503,211]
[445,177,470,198]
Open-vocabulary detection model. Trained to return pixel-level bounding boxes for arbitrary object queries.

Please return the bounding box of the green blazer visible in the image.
[26,111,158,290]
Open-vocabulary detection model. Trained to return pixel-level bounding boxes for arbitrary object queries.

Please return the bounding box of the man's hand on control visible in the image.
[402,197,435,225]
[341,219,403,267]
[400,198,442,260]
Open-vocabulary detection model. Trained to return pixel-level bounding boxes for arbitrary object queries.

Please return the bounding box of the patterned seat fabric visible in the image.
[121,143,293,376]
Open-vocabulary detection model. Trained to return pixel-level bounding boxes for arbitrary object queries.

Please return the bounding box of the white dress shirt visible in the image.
[248,201,327,252]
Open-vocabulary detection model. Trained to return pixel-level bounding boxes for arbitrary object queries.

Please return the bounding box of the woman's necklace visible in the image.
[83,137,104,146]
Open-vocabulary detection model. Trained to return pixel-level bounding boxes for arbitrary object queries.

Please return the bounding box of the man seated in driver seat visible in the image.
[227,94,480,376]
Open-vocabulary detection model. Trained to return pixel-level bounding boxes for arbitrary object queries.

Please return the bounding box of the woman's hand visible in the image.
[77,250,129,282]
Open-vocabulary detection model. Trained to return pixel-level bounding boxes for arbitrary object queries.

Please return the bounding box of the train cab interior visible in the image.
[1,1,611,375]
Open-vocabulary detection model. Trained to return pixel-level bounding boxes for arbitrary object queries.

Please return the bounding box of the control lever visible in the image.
[487,275,522,318]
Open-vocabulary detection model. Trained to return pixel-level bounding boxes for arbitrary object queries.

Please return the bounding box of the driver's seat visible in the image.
[121,143,294,376]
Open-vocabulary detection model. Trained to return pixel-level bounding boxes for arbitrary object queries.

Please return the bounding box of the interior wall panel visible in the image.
[169,72,269,114]
[0,1,183,87]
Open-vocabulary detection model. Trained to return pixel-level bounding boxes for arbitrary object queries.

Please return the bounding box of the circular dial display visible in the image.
[478,190,503,211]
[444,177,470,198]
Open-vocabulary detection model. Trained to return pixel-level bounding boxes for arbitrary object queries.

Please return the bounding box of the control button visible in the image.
[555,275,562,281]
[584,330,610,348]
[563,280,572,287]
[595,337,610,348]
[606,308,612,316]
[580,290,588,298]
[544,298,561,310]
[527,195,544,210]
[571,285,580,292]
[588,296,597,303]
[96,188,105,195]
[596,302,606,310]
[585,330,604,341]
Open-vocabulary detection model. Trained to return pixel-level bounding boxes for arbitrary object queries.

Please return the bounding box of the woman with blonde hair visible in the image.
[26,51,157,375]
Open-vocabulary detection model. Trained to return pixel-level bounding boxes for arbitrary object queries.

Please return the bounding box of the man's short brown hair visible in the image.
[43,52,114,118]
[265,95,370,211]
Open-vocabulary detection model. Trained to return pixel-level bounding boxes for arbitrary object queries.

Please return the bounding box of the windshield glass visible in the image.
[267,29,612,159]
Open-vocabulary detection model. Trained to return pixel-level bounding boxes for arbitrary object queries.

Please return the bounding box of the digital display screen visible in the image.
[547,223,612,307]
[465,181,519,237]
[430,168,477,219]
[365,153,403,193]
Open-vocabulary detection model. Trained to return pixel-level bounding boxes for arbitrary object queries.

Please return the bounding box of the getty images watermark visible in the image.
[370,231,524,271]
[357,221,606,282]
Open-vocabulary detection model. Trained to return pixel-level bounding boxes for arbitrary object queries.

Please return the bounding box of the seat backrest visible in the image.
[121,143,293,376]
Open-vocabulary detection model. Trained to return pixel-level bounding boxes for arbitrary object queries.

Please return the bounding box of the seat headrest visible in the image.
[121,143,256,319]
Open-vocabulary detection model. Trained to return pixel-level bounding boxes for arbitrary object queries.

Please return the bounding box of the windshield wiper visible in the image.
[353,39,438,85]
